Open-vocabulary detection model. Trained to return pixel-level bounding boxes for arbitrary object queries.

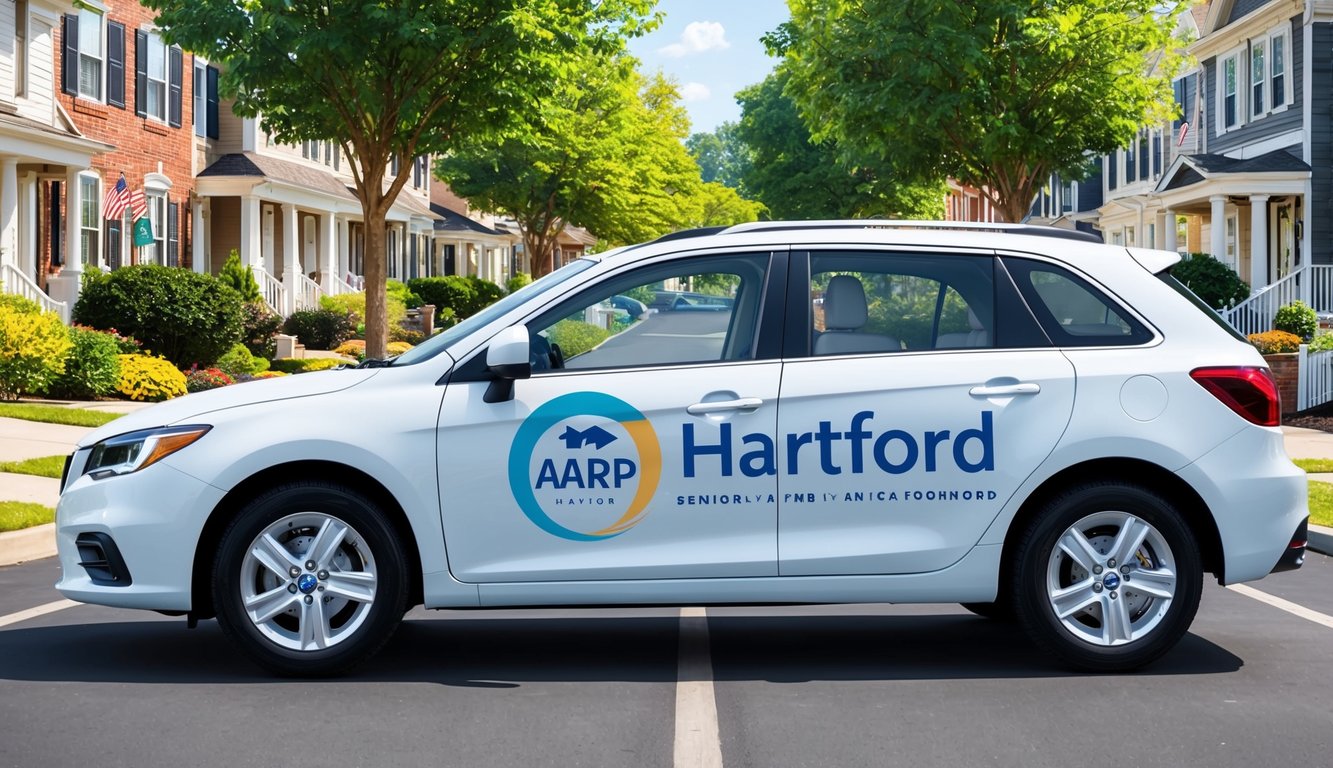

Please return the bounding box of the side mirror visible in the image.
[484,326,531,403]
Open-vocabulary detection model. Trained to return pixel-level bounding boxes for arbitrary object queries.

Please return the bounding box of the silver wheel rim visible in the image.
[239,512,378,652]
[1045,510,1177,647]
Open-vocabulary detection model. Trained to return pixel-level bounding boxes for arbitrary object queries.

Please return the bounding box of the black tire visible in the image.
[213,481,408,676]
[960,599,1013,621]
[1012,483,1202,672]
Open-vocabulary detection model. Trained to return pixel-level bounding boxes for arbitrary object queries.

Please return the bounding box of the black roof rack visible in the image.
[639,220,1104,246]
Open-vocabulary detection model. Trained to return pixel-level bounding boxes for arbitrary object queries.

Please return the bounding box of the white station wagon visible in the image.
[55,221,1308,675]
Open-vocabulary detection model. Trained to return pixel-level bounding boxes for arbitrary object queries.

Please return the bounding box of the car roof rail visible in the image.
[719,219,1104,244]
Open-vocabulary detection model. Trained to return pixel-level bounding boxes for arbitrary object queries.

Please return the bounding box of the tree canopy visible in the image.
[144,0,654,356]
[773,0,1187,222]
[735,71,942,220]
[686,122,751,190]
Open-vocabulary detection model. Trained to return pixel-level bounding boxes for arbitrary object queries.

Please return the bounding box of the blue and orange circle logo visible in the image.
[508,392,662,541]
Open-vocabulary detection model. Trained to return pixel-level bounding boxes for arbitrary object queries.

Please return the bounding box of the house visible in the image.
[429,182,517,282]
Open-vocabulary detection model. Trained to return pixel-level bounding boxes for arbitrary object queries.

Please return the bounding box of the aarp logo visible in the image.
[508,392,662,541]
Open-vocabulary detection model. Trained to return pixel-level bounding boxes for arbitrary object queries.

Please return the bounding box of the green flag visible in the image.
[132,217,154,247]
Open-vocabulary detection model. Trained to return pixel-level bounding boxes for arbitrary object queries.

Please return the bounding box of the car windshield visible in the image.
[392,258,599,366]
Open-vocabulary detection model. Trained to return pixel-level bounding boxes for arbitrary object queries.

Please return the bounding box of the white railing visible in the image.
[1219,269,1303,338]
[1308,265,1333,313]
[332,273,361,295]
[1299,344,1333,411]
[1,263,68,321]
[259,269,286,317]
[295,272,323,312]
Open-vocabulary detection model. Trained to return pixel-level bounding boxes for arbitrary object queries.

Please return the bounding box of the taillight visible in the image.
[1190,366,1280,426]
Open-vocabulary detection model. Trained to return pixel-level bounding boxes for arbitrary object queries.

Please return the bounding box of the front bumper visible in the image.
[55,454,226,612]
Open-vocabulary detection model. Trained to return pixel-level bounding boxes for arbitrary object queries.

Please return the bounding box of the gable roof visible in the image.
[1156,149,1310,192]
[200,152,357,201]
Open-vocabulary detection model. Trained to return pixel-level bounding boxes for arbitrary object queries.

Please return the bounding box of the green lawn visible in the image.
[0,455,65,479]
[0,502,54,533]
[0,403,121,428]
[1294,458,1333,474]
[1309,481,1333,528]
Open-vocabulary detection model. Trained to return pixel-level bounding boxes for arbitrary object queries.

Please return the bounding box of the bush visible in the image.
[215,343,270,377]
[333,340,366,359]
[506,272,533,294]
[1248,330,1302,355]
[116,354,188,401]
[269,357,345,374]
[320,290,407,329]
[240,301,282,359]
[1309,332,1333,353]
[184,366,235,392]
[546,319,611,358]
[388,325,425,345]
[386,341,414,356]
[1274,300,1318,341]
[408,275,505,321]
[0,306,71,400]
[1171,253,1250,309]
[74,266,245,368]
[282,308,357,350]
[219,250,262,303]
[0,294,42,314]
[47,327,121,399]
[387,279,423,310]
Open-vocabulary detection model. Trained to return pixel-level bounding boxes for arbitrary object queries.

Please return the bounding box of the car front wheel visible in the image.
[213,482,408,676]
[1013,483,1202,672]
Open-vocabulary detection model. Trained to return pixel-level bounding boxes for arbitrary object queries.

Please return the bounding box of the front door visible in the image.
[437,251,785,583]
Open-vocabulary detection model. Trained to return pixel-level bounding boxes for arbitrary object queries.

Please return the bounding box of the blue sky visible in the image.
[627,0,791,135]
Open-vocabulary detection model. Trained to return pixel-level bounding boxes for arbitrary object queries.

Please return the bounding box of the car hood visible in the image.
[77,368,383,448]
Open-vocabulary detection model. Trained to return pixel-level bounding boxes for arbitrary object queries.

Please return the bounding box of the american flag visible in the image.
[102,174,130,220]
[127,187,147,221]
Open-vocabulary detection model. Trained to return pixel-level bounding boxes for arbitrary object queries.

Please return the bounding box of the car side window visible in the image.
[526,253,770,371]
[806,251,995,356]
[1004,258,1153,346]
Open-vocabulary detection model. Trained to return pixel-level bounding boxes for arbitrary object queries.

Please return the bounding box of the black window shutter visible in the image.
[107,21,125,108]
[107,218,122,271]
[206,66,219,139]
[167,201,179,267]
[50,182,63,267]
[62,15,79,96]
[168,47,183,127]
[134,30,148,118]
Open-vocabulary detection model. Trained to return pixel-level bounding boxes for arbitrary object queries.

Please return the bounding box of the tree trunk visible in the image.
[362,202,389,360]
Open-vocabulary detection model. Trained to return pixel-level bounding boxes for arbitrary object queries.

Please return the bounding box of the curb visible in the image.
[1310,523,1333,558]
[0,523,55,567]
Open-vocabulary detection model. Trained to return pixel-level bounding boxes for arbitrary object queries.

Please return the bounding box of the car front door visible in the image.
[437,251,786,583]
[776,249,1076,575]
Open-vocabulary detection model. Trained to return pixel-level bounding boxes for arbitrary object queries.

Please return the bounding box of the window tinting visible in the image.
[1004,258,1152,346]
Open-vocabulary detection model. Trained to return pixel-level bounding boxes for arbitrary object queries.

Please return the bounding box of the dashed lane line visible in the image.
[1227,584,1333,630]
[674,606,724,768]
[0,599,79,630]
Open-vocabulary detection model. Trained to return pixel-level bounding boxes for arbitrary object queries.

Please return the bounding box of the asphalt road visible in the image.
[2,552,1331,768]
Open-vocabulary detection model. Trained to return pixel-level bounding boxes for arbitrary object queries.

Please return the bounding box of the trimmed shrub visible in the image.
[74,266,245,367]
[388,325,425,345]
[386,341,414,356]
[1171,253,1250,309]
[0,306,71,400]
[240,301,282,359]
[1274,300,1318,341]
[0,293,42,314]
[320,290,407,329]
[282,308,356,351]
[387,279,423,310]
[219,250,262,303]
[269,357,344,374]
[1248,330,1301,355]
[47,327,121,400]
[546,319,611,358]
[408,275,505,320]
[185,366,235,393]
[215,343,270,377]
[333,340,366,359]
[116,354,188,401]
[506,272,533,294]
[1309,332,1333,353]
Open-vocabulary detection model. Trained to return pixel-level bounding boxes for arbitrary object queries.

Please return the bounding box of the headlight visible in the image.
[84,425,211,480]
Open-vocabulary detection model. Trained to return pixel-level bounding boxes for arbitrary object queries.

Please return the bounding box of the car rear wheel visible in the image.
[213,482,408,676]
[1013,483,1201,672]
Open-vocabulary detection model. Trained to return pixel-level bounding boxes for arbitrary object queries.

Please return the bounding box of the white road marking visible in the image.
[1227,584,1333,630]
[674,606,724,768]
[0,599,79,630]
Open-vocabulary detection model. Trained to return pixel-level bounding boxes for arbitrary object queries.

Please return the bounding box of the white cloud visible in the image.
[680,82,712,102]
[659,21,731,58]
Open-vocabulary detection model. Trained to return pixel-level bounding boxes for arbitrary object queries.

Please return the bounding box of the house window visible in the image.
[145,190,167,265]
[1147,222,1156,249]
[77,9,104,100]
[1271,29,1289,110]
[1250,40,1265,118]
[1061,180,1074,213]
[79,174,100,266]
[413,156,429,189]
[1172,76,1186,128]
[15,1,27,98]
[193,61,206,136]
[1125,226,1136,247]
[1220,51,1241,131]
[1138,131,1149,179]
[1225,214,1238,271]
[1125,143,1137,184]
[145,33,168,121]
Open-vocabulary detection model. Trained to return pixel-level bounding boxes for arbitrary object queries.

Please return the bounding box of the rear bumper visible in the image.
[1270,517,1308,573]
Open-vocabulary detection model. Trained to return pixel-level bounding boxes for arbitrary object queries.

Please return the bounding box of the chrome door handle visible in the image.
[687,397,764,415]
[969,382,1041,397]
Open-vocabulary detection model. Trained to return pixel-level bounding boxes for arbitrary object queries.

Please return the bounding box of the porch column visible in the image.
[319,212,335,293]
[21,173,37,277]
[336,216,350,284]
[1250,195,1270,290]
[0,157,16,267]
[240,194,262,279]
[192,198,207,274]
[1209,195,1226,264]
[281,203,299,315]
[1163,209,1177,252]
[63,167,84,279]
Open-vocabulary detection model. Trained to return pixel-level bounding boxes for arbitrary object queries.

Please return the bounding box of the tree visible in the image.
[144,0,654,357]
[774,0,1187,222]
[686,122,751,189]
[734,71,943,220]
[687,182,766,228]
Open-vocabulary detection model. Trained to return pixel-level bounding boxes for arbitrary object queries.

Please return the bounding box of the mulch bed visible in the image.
[1286,403,1333,433]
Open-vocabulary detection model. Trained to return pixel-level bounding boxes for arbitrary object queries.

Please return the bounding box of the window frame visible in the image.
[193,60,207,136]
[1217,47,1244,133]
[15,0,28,99]
[79,173,101,268]
[1249,37,1266,119]
[144,31,169,122]
[144,189,168,265]
[1269,26,1291,114]
[77,8,105,102]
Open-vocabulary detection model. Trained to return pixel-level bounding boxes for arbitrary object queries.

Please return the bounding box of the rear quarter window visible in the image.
[1003,258,1153,346]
